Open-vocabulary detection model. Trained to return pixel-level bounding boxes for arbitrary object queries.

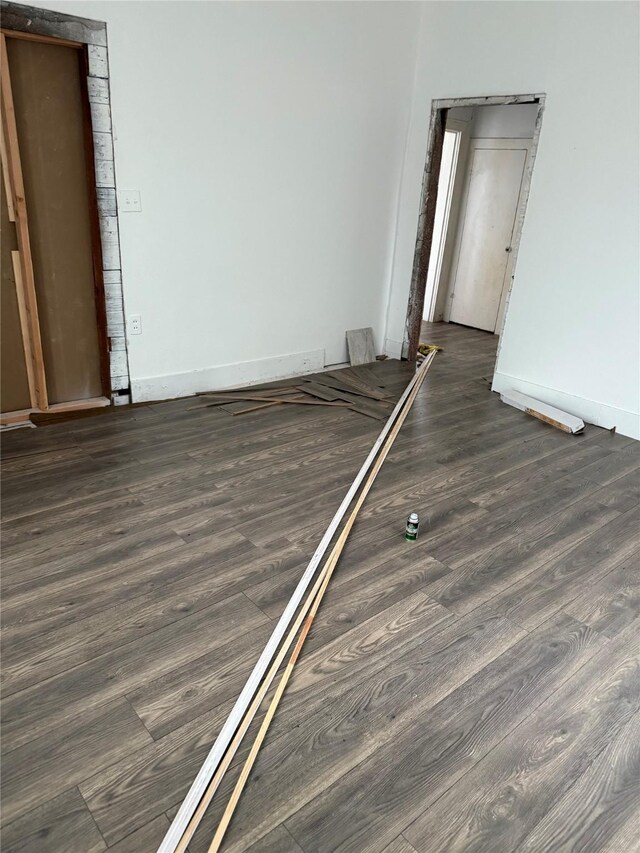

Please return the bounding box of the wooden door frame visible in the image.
[0,0,131,424]
[404,93,546,361]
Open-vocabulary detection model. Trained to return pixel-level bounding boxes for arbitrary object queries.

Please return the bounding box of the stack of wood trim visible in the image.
[199,366,397,420]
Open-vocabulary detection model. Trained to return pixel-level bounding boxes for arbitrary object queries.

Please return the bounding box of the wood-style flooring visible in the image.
[1,322,639,852]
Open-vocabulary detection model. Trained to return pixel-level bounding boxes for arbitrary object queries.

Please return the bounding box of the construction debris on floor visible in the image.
[199,365,400,420]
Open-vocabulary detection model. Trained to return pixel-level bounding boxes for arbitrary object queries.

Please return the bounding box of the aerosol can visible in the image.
[405,512,419,541]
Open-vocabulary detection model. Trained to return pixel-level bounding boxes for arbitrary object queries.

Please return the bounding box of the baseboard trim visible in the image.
[384,338,403,359]
[131,348,326,403]
[492,371,639,441]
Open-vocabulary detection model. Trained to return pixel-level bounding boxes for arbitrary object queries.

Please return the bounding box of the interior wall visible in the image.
[25,0,421,401]
[470,104,538,139]
[385,1,640,439]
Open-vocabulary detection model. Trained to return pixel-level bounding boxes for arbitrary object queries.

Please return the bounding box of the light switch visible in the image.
[119,190,142,212]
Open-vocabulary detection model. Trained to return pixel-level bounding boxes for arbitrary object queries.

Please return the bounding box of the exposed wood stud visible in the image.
[1,33,48,410]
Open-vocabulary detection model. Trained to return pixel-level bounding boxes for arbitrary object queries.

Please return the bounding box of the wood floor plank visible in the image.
[2,540,301,696]
[244,824,305,853]
[1,593,269,753]
[104,815,171,853]
[381,837,419,853]
[403,626,640,851]
[482,508,639,631]
[563,557,640,638]
[1,698,152,825]
[514,711,640,853]
[282,614,606,853]
[426,498,622,617]
[0,788,106,853]
[184,607,526,852]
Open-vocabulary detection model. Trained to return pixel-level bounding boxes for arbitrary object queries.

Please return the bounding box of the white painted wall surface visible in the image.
[385,1,640,438]
[471,104,538,139]
[27,0,421,400]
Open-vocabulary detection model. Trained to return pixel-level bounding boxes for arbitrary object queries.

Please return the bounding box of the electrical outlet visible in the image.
[119,190,142,212]
[129,314,142,335]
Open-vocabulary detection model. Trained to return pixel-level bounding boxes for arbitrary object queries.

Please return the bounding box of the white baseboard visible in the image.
[492,371,639,441]
[384,337,403,359]
[131,348,326,403]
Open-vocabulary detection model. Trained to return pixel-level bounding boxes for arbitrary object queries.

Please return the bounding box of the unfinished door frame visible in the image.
[404,93,546,361]
[0,0,131,417]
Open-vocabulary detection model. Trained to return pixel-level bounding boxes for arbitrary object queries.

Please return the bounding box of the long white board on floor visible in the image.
[500,389,585,434]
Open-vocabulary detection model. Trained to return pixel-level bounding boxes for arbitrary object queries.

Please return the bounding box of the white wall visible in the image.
[385,1,640,439]
[28,0,421,400]
[471,104,538,139]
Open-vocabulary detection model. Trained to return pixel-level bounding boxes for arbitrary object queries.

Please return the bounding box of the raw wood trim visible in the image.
[10,250,36,404]
[159,354,438,853]
[0,396,110,425]
[0,408,32,426]
[46,396,110,413]
[1,33,47,410]
[0,27,83,49]
[0,115,15,220]
[174,350,438,853]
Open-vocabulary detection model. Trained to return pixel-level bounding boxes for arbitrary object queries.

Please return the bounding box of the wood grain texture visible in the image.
[515,710,640,853]
[0,788,106,853]
[403,626,640,852]
[1,323,638,852]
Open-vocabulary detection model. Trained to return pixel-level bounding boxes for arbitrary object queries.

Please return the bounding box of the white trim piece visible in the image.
[130,348,326,403]
[500,389,584,434]
[493,372,639,440]
[384,337,403,359]
[158,356,429,853]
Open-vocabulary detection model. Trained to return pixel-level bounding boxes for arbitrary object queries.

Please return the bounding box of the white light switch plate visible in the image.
[119,190,142,212]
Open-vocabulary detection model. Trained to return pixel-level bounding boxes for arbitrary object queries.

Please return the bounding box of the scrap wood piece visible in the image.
[321,370,391,401]
[219,400,281,415]
[346,327,376,366]
[348,364,390,392]
[158,354,438,853]
[332,390,394,421]
[171,350,439,853]
[203,393,350,408]
[297,381,343,402]
[500,390,585,434]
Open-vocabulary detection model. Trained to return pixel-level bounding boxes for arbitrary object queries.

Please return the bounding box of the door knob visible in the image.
[505,246,513,253]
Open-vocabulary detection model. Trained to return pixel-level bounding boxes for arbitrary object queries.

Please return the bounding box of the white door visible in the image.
[447,139,529,333]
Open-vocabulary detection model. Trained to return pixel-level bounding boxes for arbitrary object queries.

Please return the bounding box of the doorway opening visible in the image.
[406,94,545,361]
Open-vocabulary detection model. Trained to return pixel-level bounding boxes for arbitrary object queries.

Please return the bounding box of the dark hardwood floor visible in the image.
[1,322,638,852]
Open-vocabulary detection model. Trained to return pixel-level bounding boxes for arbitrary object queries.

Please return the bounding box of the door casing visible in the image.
[404,93,545,361]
